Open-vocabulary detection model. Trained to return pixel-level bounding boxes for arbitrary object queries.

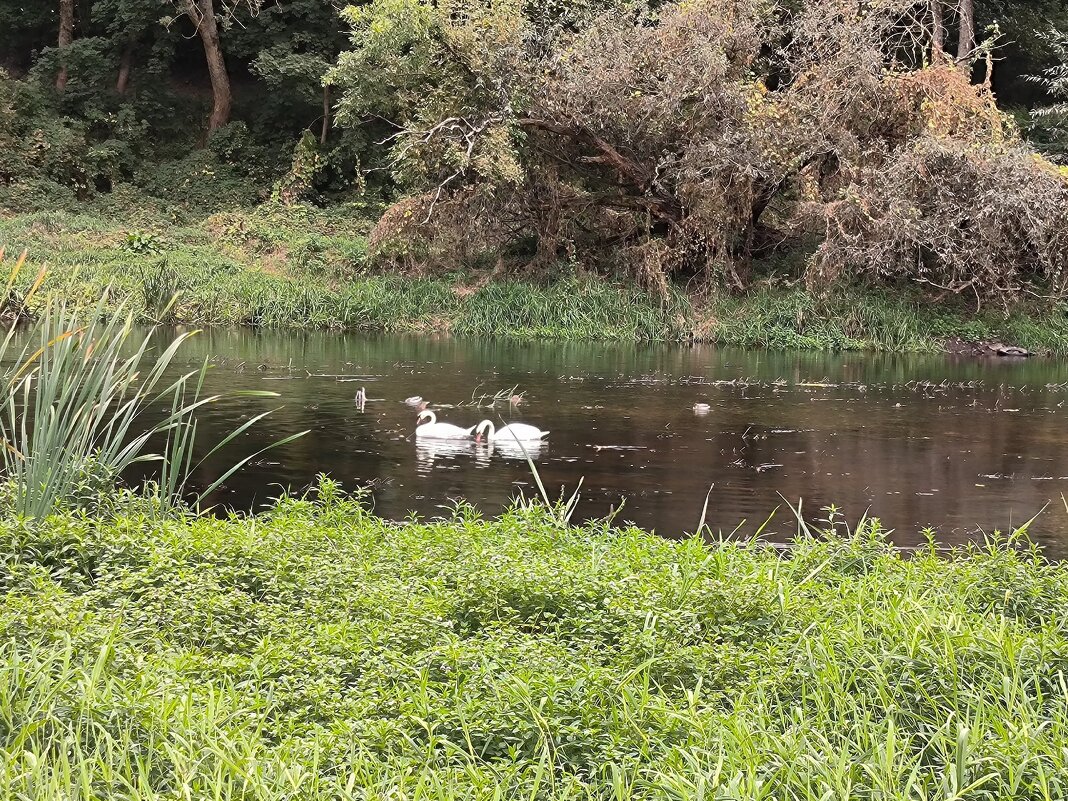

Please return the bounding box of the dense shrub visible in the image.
[334,0,1068,305]
[1027,26,1068,161]
[134,148,265,211]
[0,70,144,199]
[816,138,1068,306]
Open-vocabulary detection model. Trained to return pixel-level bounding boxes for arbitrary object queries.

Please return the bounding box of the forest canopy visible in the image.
[2,0,1068,306]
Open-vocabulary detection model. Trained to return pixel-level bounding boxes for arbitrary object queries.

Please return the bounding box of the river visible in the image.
[153,328,1068,555]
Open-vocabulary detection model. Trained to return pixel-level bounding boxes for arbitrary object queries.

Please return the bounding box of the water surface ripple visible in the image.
[143,330,1068,555]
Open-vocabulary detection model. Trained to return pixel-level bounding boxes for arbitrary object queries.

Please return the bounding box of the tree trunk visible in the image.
[116,45,132,94]
[55,0,75,91]
[957,0,975,61]
[321,85,331,145]
[931,0,945,60]
[184,0,232,133]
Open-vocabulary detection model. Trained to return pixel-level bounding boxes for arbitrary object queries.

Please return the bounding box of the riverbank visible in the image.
[3,484,1067,798]
[4,203,1068,352]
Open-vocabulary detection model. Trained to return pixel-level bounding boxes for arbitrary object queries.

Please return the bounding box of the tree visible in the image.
[181,0,232,131]
[55,0,75,90]
[1027,27,1068,158]
[931,0,945,59]
[169,0,263,134]
[333,0,913,282]
[331,0,1068,303]
[242,1,349,141]
[957,0,975,60]
[59,0,176,97]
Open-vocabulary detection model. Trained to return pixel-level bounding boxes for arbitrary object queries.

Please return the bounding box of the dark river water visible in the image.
[147,329,1068,554]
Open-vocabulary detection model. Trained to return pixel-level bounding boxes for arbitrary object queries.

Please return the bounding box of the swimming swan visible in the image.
[415,410,475,439]
[474,420,549,443]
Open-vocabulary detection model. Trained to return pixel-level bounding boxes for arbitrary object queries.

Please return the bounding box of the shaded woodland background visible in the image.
[2,0,1068,307]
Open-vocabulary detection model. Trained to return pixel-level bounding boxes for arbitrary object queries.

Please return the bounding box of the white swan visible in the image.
[474,420,549,443]
[415,410,475,439]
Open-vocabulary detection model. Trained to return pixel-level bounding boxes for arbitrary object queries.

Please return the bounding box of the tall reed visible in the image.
[0,280,303,518]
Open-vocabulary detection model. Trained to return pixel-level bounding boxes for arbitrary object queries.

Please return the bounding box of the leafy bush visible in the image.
[0,178,81,214]
[207,120,288,187]
[134,149,265,211]
[1028,27,1068,161]
[333,0,1068,307]
[815,138,1068,306]
[0,70,138,198]
[2,490,1068,797]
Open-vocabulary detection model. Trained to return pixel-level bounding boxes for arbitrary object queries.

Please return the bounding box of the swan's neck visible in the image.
[423,411,437,425]
[477,421,495,441]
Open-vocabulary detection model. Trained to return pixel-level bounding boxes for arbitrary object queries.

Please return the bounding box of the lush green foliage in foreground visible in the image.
[3,485,1068,799]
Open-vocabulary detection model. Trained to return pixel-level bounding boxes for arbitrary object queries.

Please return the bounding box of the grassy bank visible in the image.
[4,203,1068,351]
[697,286,1068,354]
[2,483,1068,798]
[0,205,689,341]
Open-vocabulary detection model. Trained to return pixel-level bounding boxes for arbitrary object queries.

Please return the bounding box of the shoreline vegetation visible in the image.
[4,204,1068,354]
[3,0,1068,356]
[5,481,1068,798]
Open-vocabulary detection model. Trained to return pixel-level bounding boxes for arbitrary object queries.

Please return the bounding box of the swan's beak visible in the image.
[475,433,482,443]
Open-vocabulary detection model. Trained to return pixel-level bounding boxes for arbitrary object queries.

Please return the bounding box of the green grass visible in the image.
[5,199,1068,351]
[0,205,687,341]
[3,481,1068,798]
[696,286,1068,354]
[453,279,690,341]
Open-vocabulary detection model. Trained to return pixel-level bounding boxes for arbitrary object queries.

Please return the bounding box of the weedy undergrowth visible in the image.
[1,478,1068,799]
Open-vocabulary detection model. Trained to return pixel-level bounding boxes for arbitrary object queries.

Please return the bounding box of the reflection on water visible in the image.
[489,439,546,461]
[415,439,491,473]
[57,328,1068,556]
[414,439,543,472]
